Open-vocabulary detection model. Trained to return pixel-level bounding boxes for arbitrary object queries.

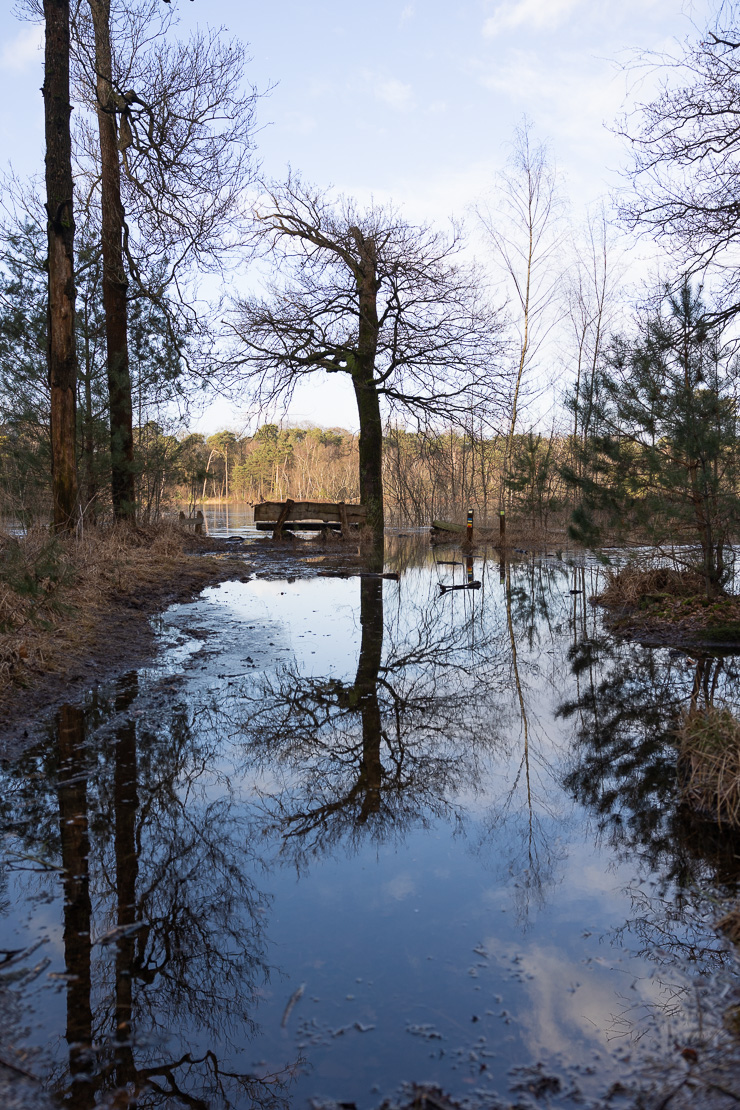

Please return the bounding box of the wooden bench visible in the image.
[179,510,205,534]
[253,500,367,539]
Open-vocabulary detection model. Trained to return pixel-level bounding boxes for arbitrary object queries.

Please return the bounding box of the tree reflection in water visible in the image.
[8,549,740,1107]
[559,640,740,895]
[0,678,299,1109]
[231,575,511,865]
[558,635,740,1100]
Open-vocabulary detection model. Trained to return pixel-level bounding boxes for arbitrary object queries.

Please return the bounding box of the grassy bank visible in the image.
[677,706,740,827]
[0,523,248,708]
[593,562,740,647]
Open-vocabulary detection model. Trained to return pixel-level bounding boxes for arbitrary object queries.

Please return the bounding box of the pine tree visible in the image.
[564,284,740,597]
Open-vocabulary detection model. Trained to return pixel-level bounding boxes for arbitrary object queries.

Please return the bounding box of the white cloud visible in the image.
[374,77,414,112]
[476,48,629,199]
[0,25,43,73]
[400,4,415,24]
[483,0,584,37]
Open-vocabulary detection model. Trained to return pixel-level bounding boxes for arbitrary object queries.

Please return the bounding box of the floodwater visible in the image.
[1,515,740,1109]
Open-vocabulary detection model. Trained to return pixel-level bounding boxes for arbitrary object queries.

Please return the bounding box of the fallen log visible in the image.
[439,581,481,593]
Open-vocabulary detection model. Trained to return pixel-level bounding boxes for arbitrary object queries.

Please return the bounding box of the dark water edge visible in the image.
[1,527,740,1109]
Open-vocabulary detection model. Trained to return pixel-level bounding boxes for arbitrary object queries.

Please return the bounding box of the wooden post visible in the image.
[338,501,349,540]
[466,507,474,543]
[273,498,294,540]
[499,509,506,545]
[466,556,474,585]
[195,509,204,535]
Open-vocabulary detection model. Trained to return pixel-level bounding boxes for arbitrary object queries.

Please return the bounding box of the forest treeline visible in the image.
[0,413,569,529]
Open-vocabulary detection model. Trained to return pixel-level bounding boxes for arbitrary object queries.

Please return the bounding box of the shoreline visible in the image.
[0,527,366,761]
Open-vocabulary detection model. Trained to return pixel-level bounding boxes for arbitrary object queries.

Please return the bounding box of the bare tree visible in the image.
[71,1,258,345]
[85,0,135,518]
[230,176,507,540]
[64,0,259,518]
[564,207,623,451]
[475,120,566,500]
[43,0,79,530]
[618,3,740,321]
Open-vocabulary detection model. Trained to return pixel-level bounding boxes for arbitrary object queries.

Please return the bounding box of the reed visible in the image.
[596,562,706,608]
[676,706,740,828]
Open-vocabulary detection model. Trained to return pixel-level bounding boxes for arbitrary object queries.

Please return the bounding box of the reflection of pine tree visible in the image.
[559,640,740,894]
[564,284,740,597]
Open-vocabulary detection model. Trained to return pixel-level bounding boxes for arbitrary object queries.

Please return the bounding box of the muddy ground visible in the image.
[0,536,366,762]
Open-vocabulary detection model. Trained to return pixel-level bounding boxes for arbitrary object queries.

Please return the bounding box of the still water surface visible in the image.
[1,522,739,1108]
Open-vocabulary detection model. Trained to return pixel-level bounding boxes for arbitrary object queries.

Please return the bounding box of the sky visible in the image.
[0,0,715,434]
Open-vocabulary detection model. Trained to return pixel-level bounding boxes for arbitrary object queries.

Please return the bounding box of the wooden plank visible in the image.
[255,521,342,532]
[431,519,465,533]
[178,509,205,534]
[253,500,367,524]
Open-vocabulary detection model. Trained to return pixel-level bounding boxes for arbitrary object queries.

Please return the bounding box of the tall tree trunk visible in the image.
[43,0,78,532]
[82,318,98,519]
[88,0,136,520]
[352,375,384,543]
[351,228,384,548]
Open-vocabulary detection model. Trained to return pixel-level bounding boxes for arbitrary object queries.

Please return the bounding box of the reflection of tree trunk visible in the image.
[689,656,723,713]
[56,704,94,1108]
[505,561,532,820]
[113,679,139,1088]
[355,578,384,823]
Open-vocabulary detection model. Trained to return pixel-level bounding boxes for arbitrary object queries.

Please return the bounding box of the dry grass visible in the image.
[597,562,707,608]
[0,522,234,702]
[716,907,740,946]
[676,706,740,828]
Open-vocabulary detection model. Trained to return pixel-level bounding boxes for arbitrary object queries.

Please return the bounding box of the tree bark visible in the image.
[43,0,78,531]
[88,0,136,520]
[352,376,384,538]
[350,228,384,547]
[82,311,98,519]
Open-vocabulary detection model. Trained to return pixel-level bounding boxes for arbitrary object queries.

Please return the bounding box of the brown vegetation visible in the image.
[596,564,707,608]
[0,522,245,704]
[676,706,740,828]
[591,560,740,647]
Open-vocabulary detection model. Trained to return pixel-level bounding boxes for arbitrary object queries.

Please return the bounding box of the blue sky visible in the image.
[0,0,714,432]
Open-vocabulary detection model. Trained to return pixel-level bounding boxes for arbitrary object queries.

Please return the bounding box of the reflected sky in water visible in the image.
[1,528,740,1108]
